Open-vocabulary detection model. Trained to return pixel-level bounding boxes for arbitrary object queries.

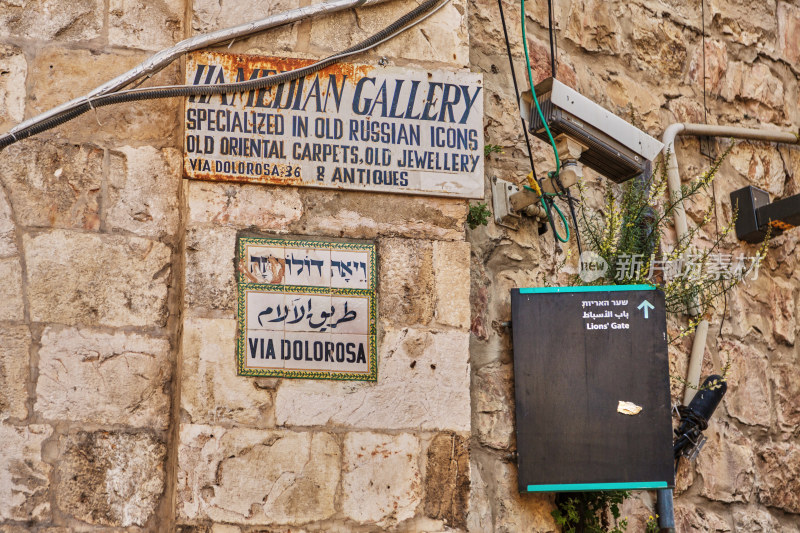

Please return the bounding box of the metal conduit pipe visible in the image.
[657,124,798,533]
[662,123,799,241]
[661,123,800,396]
[5,0,392,139]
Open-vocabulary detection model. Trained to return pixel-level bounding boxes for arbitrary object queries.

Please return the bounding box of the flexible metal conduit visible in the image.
[662,123,799,400]
[2,0,392,144]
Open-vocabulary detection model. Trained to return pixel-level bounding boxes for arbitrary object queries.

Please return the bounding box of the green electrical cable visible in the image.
[520,0,570,243]
[522,183,570,242]
[543,196,570,242]
[520,0,560,174]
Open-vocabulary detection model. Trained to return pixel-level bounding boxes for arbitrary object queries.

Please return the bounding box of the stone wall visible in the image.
[469,0,800,531]
[1,0,472,531]
[0,0,798,532]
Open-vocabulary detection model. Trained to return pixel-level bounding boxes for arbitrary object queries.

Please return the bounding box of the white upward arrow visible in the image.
[638,300,654,319]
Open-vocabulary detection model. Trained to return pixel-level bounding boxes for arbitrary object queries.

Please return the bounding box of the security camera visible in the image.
[520,77,663,183]
[730,185,800,243]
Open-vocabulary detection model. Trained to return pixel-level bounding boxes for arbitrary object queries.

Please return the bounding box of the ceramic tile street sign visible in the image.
[237,237,377,381]
[184,51,484,199]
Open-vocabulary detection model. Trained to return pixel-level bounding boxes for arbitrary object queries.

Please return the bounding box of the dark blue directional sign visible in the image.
[511,285,673,492]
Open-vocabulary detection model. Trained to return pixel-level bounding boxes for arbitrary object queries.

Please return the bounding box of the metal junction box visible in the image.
[511,285,674,493]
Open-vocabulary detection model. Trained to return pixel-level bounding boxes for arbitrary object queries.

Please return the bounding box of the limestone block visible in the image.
[469,260,490,341]
[28,48,180,145]
[210,525,242,533]
[0,325,30,421]
[616,493,656,532]
[696,421,755,503]
[379,238,434,327]
[630,8,688,77]
[719,340,771,427]
[35,326,171,429]
[177,424,339,525]
[188,181,302,229]
[293,188,467,241]
[424,433,469,530]
[107,146,182,240]
[473,362,514,450]
[603,73,663,131]
[741,64,785,110]
[757,440,800,513]
[720,61,745,103]
[667,96,706,124]
[466,456,492,532]
[185,226,238,315]
[176,526,210,533]
[728,142,786,197]
[707,0,777,48]
[181,318,274,427]
[516,36,577,90]
[0,0,102,41]
[564,0,622,54]
[24,230,171,328]
[468,449,557,532]
[0,424,53,522]
[0,140,103,230]
[720,283,770,342]
[0,45,25,133]
[674,504,732,532]
[772,363,800,434]
[56,430,165,527]
[0,186,16,258]
[109,0,184,50]
[732,507,780,532]
[433,240,471,329]
[309,0,469,67]
[779,2,800,65]
[721,62,784,113]
[275,327,470,431]
[770,278,796,345]
[342,432,421,527]
[767,230,800,277]
[689,40,727,93]
[0,257,23,321]
[191,0,298,54]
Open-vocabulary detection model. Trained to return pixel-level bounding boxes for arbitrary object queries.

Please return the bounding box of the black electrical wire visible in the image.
[544,0,583,253]
[701,0,708,125]
[546,0,556,78]
[0,0,445,150]
[565,188,582,256]
[701,0,729,367]
[496,0,537,181]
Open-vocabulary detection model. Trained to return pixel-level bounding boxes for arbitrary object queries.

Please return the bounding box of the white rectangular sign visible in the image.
[184,51,484,198]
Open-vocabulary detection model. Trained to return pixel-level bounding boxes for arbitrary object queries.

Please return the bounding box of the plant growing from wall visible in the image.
[484,143,505,157]
[551,490,629,533]
[467,202,492,229]
[575,147,768,337]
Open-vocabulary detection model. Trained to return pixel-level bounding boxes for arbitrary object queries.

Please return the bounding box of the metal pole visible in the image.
[656,488,676,533]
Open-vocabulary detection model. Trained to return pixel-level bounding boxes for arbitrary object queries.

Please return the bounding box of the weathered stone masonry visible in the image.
[0,0,798,532]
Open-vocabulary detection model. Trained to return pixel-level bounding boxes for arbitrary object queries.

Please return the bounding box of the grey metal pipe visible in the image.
[661,123,800,244]
[683,319,709,405]
[656,488,676,533]
[661,123,799,396]
[6,0,391,137]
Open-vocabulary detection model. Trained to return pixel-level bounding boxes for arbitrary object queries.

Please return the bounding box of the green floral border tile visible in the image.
[236,251,378,381]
